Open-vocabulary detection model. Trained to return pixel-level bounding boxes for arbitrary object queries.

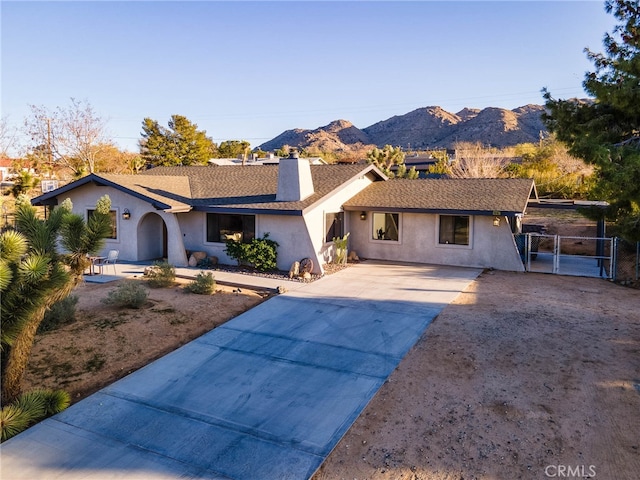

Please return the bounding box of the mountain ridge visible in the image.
[258,104,548,153]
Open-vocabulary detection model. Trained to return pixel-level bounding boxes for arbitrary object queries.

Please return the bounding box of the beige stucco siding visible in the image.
[349,211,524,272]
[51,183,188,266]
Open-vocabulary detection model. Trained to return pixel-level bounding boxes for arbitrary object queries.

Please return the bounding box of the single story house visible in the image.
[31,155,537,274]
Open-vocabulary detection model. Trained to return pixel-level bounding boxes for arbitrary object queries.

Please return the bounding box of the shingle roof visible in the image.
[343,178,536,215]
[97,174,192,212]
[136,164,381,213]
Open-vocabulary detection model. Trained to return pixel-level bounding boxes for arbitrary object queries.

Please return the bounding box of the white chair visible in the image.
[96,250,119,276]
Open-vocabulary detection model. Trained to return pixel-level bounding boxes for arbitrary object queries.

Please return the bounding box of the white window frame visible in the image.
[436,214,473,249]
[370,212,402,244]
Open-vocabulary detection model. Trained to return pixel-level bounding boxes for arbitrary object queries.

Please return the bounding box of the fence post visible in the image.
[612,237,618,281]
[636,242,640,281]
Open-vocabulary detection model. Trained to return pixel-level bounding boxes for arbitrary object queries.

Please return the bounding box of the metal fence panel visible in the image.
[614,239,640,282]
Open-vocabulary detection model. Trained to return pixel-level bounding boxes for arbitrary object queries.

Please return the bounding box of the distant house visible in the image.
[209,154,327,167]
[0,157,13,182]
[31,154,537,273]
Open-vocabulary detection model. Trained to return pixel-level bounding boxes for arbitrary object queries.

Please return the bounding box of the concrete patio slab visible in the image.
[0,261,481,480]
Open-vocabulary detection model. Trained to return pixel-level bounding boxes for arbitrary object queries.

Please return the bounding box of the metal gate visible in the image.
[515,233,614,278]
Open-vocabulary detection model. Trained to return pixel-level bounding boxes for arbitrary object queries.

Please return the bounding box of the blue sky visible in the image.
[2,1,615,153]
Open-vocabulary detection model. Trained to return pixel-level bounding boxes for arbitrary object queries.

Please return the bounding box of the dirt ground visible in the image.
[313,271,640,480]
[23,278,272,402]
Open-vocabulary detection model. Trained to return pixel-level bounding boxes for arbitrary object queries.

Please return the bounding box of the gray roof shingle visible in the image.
[135,164,382,213]
[343,178,536,215]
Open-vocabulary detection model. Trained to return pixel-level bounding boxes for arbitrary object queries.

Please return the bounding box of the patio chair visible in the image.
[96,250,119,276]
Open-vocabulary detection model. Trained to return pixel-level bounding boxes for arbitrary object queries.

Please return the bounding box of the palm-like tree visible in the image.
[0,195,112,440]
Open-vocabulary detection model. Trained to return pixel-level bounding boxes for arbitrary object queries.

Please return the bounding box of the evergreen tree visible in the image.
[543,0,640,240]
[139,115,217,167]
[217,140,251,159]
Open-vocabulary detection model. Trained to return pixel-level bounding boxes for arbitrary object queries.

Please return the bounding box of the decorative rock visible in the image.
[188,255,197,267]
[193,251,207,261]
[208,256,218,265]
[277,285,287,294]
[302,272,311,281]
[348,250,360,262]
[289,261,300,279]
[299,257,313,274]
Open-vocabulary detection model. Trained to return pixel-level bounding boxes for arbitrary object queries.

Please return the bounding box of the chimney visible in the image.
[276,150,314,202]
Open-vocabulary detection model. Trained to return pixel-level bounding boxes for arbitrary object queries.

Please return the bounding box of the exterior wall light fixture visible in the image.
[122,209,131,220]
[360,211,367,221]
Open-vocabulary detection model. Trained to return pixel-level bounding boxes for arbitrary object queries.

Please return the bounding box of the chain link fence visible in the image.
[614,238,640,284]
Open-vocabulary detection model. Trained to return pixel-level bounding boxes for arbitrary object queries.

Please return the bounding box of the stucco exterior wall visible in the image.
[50,184,188,266]
[349,211,524,272]
[182,211,315,272]
[303,174,378,272]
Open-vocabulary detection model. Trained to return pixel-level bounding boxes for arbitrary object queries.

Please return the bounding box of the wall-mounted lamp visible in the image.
[122,209,131,220]
[493,216,501,227]
[360,211,367,221]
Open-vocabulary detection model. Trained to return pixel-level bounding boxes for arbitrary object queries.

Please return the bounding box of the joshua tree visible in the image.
[0,195,112,440]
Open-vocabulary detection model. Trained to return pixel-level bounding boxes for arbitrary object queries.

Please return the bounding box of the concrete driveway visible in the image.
[0,261,481,480]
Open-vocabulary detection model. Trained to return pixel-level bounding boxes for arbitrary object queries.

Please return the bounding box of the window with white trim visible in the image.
[438,215,470,245]
[325,212,344,243]
[372,212,399,241]
[207,213,255,243]
[88,209,117,239]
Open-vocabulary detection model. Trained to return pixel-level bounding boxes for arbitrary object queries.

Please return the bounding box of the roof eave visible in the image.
[301,164,387,215]
[192,206,303,216]
[31,173,175,211]
[343,205,523,216]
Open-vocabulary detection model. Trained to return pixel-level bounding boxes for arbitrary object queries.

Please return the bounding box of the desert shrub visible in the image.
[38,295,79,333]
[145,261,176,288]
[185,271,216,295]
[101,281,148,308]
[332,232,350,265]
[224,233,279,272]
[197,257,216,269]
[1,389,70,442]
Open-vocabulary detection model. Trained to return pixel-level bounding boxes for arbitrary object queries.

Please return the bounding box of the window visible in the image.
[372,212,399,241]
[207,213,255,243]
[325,212,344,243]
[88,209,117,239]
[439,215,470,245]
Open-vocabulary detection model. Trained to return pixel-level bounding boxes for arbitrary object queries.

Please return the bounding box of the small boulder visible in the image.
[188,255,198,267]
[348,250,359,262]
[289,261,300,279]
[193,251,207,261]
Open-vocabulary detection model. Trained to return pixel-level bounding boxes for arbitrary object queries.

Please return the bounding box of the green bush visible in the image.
[224,233,279,272]
[145,261,176,288]
[101,280,149,308]
[185,271,216,294]
[38,295,79,333]
[1,389,70,442]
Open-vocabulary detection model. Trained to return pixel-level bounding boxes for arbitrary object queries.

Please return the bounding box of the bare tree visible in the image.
[0,116,19,157]
[24,98,112,176]
[449,142,510,178]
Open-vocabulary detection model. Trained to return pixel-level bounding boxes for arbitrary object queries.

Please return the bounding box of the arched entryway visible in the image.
[137,212,168,261]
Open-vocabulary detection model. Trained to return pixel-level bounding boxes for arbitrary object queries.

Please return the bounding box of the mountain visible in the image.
[258,104,549,152]
[258,119,374,153]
